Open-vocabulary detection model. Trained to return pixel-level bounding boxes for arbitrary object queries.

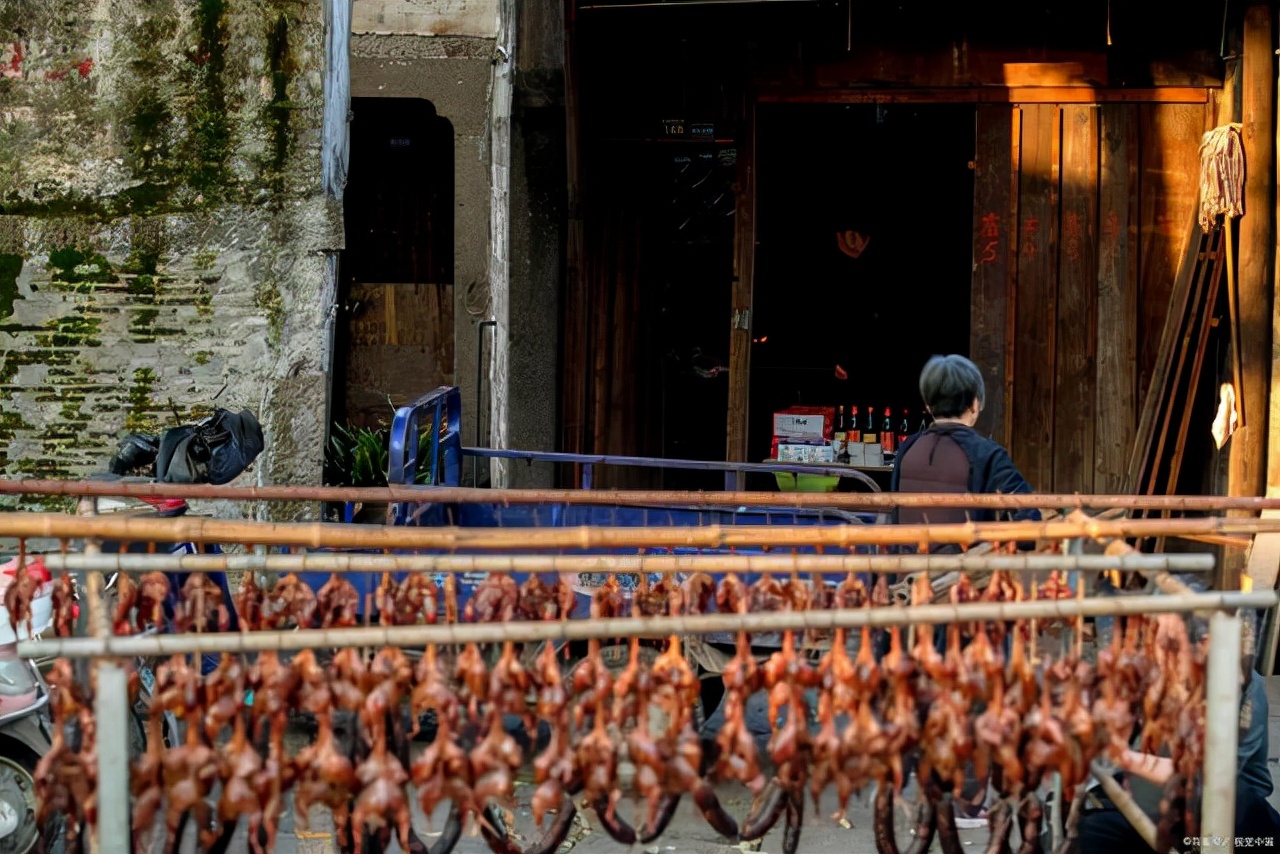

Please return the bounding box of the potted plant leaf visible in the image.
[323,419,436,523]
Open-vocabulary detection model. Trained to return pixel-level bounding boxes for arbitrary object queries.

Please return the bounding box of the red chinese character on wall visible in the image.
[1104,210,1120,239]
[981,213,1000,239]
[1022,218,1040,257]
[1063,211,1083,263]
[1102,210,1121,263]
[978,212,1000,263]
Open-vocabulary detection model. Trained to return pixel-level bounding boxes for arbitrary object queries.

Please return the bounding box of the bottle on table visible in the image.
[832,406,849,462]
[863,406,878,444]
[897,409,910,447]
[880,407,896,453]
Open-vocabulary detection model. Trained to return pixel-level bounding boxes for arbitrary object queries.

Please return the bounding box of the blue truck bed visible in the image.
[302,387,881,631]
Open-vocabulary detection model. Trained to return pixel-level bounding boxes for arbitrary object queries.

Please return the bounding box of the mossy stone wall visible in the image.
[0,0,341,514]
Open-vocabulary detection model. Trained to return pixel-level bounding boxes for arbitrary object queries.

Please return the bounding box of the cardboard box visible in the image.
[846,442,865,466]
[776,442,835,463]
[772,406,834,441]
[860,439,884,467]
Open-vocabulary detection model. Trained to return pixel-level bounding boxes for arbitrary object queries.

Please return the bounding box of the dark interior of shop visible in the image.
[747,103,977,471]
[570,0,1229,491]
[334,97,455,429]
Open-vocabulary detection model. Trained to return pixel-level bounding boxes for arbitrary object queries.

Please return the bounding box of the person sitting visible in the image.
[891,353,1041,550]
[1080,620,1280,850]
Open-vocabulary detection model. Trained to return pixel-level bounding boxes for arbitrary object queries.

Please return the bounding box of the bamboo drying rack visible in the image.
[41,551,1216,575]
[6,476,1280,523]
[6,477,1280,512]
[2,491,1271,854]
[19,590,1273,659]
[3,511,1280,550]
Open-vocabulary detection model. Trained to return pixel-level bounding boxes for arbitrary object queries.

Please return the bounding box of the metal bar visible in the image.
[469,447,881,478]
[18,590,1277,659]
[40,552,1217,575]
[1089,761,1160,849]
[11,476,1280,512]
[3,512,1280,551]
[1050,772,1064,852]
[77,498,130,854]
[1203,609,1242,848]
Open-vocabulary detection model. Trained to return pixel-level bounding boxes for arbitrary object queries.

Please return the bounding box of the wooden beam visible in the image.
[756,87,1213,106]
[725,99,756,472]
[1095,105,1139,495]
[560,0,588,475]
[1228,2,1275,590]
[970,105,1017,448]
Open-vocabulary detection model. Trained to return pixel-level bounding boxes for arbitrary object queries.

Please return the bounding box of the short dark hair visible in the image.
[919,355,985,418]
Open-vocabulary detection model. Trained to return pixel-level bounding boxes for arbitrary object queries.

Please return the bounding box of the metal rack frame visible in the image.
[3,491,1272,854]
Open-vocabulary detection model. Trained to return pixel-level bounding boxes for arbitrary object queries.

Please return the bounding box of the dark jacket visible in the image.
[890,423,1041,525]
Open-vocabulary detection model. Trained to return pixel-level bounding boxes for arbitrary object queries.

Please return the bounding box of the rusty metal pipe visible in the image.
[8,477,1280,512]
[17,590,1277,659]
[1,512,1278,551]
[39,551,1216,575]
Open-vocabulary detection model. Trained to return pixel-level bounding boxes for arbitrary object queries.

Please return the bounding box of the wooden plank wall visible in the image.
[343,283,455,428]
[1094,105,1139,494]
[969,106,1017,450]
[1054,106,1099,493]
[972,102,1206,494]
[1012,104,1060,492]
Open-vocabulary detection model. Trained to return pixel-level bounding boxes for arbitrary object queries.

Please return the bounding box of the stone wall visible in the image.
[352,0,498,37]
[0,0,340,512]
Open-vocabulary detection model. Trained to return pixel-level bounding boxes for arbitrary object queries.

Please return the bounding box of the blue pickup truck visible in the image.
[303,386,884,647]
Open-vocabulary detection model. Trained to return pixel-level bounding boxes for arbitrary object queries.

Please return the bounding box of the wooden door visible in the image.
[970,102,1207,494]
[343,283,454,426]
[339,97,455,428]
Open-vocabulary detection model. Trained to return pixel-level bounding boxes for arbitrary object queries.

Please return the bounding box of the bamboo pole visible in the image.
[41,552,1217,575]
[1203,609,1243,850]
[16,477,1280,512]
[17,590,1277,660]
[1175,533,1254,550]
[77,498,129,854]
[4,512,1280,551]
[1089,761,1160,850]
[1066,510,1199,599]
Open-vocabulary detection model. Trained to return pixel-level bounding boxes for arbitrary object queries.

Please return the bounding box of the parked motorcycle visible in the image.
[0,556,61,854]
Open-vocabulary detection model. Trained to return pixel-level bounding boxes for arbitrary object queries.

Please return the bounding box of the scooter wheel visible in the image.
[0,749,48,854]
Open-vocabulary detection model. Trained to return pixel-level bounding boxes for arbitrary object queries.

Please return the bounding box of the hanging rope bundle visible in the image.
[1198,123,1245,232]
[1198,122,1247,429]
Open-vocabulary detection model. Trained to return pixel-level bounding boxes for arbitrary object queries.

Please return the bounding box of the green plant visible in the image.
[324,420,437,487]
[326,422,389,488]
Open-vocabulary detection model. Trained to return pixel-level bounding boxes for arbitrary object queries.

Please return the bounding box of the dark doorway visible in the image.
[335,97,455,428]
[747,104,977,471]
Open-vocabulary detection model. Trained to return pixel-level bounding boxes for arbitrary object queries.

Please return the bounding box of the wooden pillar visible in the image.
[1227,2,1274,588]
[560,0,587,477]
[725,100,756,471]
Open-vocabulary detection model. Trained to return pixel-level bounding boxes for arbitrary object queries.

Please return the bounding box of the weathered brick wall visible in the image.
[0,0,341,514]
